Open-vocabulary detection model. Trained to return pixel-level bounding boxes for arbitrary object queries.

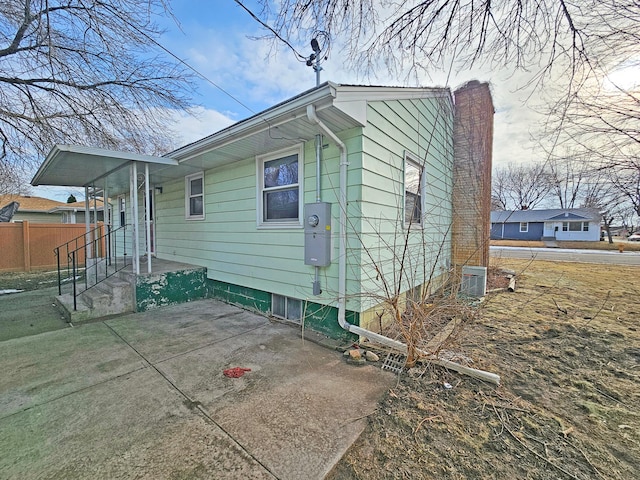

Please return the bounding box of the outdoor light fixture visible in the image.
[155,186,163,194]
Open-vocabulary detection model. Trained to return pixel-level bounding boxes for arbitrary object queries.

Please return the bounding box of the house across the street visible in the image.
[0,195,104,224]
[490,208,602,242]
[31,81,494,340]
[0,195,66,223]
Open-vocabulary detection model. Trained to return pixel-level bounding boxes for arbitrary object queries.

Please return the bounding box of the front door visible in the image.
[543,222,555,238]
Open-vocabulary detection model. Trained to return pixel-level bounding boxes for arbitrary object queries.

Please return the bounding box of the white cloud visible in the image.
[171,107,235,145]
[170,23,548,170]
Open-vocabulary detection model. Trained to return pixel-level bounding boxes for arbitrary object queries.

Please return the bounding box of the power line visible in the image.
[234,0,308,62]
[149,38,257,115]
[100,2,257,115]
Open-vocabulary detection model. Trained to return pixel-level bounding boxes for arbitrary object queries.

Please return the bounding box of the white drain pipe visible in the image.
[306,104,500,385]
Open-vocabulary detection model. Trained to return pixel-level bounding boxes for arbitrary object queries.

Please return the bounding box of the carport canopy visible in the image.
[31,145,185,195]
[31,145,189,275]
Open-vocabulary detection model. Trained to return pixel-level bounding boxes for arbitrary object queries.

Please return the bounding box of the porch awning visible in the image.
[31,145,196,196]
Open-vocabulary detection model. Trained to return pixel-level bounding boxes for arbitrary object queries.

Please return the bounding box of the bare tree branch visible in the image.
[0,0,193,178]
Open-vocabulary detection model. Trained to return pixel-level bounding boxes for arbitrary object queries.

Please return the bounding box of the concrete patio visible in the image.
[0,297,394,479]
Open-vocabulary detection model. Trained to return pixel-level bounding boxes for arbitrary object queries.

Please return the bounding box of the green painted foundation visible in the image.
[207,279,358,341]
[135,272,358,341]
[136,267,208,312]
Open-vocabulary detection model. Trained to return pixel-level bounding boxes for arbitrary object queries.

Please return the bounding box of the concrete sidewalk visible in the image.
[0,299,393,479]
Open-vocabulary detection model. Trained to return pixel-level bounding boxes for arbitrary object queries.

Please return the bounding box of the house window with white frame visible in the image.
[519,222,528,233]
[258,147,302,226]
[404,153,423,226]
[185,172,204,220]
[562,221,588,232]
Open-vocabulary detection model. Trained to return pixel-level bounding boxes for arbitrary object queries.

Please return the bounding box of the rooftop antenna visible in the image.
[307,37,323,86]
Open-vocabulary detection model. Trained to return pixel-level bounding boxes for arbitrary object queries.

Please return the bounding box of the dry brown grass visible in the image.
[329,258,640,480]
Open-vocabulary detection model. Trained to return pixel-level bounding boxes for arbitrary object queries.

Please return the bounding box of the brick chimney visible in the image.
[451,81,494,270]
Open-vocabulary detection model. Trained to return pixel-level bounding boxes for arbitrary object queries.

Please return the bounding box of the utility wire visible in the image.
[234,0,308,62]
[148,38,256,115]
[100,2,256,115]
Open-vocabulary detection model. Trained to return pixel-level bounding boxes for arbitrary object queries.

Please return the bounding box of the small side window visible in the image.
[185,172,204,220]
[519,222,528,233]
[404,153,424,227]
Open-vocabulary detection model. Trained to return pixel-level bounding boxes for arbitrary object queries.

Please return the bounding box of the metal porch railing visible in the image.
[54,224,129,310]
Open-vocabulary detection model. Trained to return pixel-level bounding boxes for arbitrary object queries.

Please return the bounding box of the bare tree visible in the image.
[492,163,551,211]
[0,0,192,172]
[581,170,627,243]
[0,159,30,195]
[545,154,595,208]
[608,162,640,220]
[252,1,640,87]
[544,82,640,224]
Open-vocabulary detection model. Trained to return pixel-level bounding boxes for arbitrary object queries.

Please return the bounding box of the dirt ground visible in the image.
[328,259,640,479]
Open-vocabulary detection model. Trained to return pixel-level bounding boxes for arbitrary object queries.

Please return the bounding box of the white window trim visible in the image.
[185,172,205,221]
[256,145,304,229]
[403,151,425,229]
[118,195,126,227]
[519,222,528,233]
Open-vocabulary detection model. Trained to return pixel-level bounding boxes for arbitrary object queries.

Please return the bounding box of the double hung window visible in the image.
[258,147,303,226]
[185,173,204,220]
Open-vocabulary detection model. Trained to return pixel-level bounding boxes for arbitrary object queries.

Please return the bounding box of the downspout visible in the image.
[306,104,500,385]
[313,132,322,294]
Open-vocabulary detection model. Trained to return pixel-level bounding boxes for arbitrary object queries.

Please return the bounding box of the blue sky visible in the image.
[161,0,539,148]
[35,0,541,201]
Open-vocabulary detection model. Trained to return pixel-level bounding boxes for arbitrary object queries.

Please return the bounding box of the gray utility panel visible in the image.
[460,266,487,297]
[304,202,332,267]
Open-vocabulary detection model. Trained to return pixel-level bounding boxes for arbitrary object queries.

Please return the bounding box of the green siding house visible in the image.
[32,82,493,340]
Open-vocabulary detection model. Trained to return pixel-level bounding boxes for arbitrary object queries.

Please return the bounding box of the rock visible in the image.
[346,357,367,366]
[365,351,380,362]
[348,349,362,359]
[346,348,366,366]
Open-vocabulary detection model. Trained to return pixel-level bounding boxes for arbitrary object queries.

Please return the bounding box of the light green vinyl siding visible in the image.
[153,95,453,314]
[356,97,454,311]
[155,132,363,312]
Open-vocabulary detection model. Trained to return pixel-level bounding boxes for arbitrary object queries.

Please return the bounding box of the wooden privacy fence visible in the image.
[0,221,103,272]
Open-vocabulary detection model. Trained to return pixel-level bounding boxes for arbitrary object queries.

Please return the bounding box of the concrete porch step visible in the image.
[55,276,134,323]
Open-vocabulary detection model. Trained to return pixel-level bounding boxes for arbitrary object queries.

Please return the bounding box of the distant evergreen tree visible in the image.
[67,194,77,203]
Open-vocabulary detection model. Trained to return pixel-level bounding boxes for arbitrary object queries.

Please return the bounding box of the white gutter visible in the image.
[306,104,500,385]
[170,83,337,162]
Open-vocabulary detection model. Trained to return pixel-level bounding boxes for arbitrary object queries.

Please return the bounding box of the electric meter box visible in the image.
[304,202,332,266]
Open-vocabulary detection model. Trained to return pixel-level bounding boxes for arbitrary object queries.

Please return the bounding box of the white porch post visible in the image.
[130,162,140,275]
[144,162,152,273]
[84,186,91,258]
[103,179,110,263]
